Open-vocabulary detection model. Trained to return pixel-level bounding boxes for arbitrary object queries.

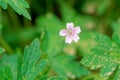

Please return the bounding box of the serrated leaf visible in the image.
[81,51,108,70]
[0,0,30,19]
[29,60,47,80]
[81,49,119,79]
[18,38,47,80]
[7,0,31,19]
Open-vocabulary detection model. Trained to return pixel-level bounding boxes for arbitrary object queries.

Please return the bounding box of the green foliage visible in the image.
[81,33,120,80]
[1,0,120,80]
[36,14,64,57]
[0,54,18,80]
[0,0,31,19]
[51,54,90,79]
[0,66,13,80]
[94,33,112,51]
[18,38,47,80]
[0,38,47,80]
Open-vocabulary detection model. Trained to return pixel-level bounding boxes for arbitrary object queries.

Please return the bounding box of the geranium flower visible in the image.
[59,23,81,44]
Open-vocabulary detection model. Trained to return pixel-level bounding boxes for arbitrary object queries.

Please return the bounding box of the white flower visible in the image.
[59,23,81,44]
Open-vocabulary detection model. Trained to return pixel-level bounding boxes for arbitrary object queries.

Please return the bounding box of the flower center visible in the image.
[67,30,74,36]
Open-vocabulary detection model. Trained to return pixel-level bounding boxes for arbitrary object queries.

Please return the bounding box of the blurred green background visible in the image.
[1,0,120,53]
[0,0,120,79]
[1,0,120,54]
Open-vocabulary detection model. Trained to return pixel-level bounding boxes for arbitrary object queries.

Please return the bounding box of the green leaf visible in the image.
[0,66,13,80]
[18,38,47,80]
[94,33,112,51]
[80,47,120,79]
[0,0,30,19]
[17,54,22,80]
[0,0,7,9]
[51,54,90,79]
[0,38,47,80]
[0,0,31,19]
[36,13,64,57]
[30,60,47,80]
[0,47,5,54]
[0,54,18,80]
[7,0,31,19]
[100,62,117,79]
[80,32,120,79]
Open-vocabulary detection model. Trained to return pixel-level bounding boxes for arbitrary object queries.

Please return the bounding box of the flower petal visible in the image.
[74,26,81,34]
[59,29,67,36]
[72,34,80,42]
[66,23,74,30]
[65,36,72,44]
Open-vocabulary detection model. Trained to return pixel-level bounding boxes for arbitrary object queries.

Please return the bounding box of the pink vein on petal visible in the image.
[59,29,67,36]
[66,23,74,30]
[65,36,72,44]
[74,26,81,34]
[72,34,80,42]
